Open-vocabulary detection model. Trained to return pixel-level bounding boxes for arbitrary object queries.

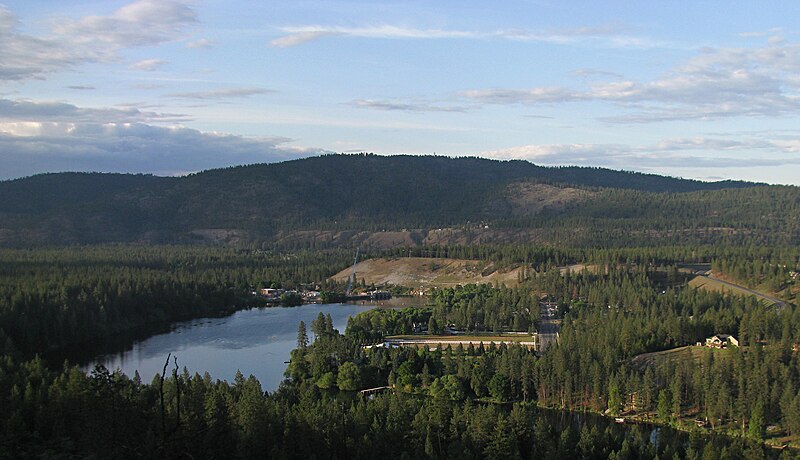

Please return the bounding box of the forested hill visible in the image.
[0,154,797,247]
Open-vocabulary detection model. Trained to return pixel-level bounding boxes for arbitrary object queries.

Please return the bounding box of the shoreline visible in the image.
[539,403,795,452]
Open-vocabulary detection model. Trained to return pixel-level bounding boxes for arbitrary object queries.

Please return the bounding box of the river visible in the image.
[74,303,375,391]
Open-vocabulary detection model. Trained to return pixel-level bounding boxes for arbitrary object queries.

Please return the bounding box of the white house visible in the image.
[705,334,739,348]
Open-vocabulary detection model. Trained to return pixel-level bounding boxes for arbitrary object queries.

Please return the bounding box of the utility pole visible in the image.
[346,248,359,296]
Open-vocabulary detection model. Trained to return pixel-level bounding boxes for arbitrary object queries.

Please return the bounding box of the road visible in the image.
[700,274,787,309]
[536,302,561,352]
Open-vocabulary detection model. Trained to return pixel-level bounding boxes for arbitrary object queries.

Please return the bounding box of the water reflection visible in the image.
[76,303,375,391]
[534,407,780,458]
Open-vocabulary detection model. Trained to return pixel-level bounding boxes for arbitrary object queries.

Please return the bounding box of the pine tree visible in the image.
[749,400,765,440]
[297,321,308,349]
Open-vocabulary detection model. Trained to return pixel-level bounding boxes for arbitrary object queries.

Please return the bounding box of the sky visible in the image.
[1,1,799,184]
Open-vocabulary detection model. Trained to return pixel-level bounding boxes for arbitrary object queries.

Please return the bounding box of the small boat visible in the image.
[614,418,625,424]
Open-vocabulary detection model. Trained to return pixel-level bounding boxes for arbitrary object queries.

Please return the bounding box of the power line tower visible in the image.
[346,248,360,296]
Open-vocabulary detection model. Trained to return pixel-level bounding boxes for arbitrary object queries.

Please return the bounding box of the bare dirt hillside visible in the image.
[504,182,594,216]
[330,257,523,288]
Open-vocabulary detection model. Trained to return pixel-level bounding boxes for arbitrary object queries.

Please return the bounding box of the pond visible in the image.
[72,303,376,391]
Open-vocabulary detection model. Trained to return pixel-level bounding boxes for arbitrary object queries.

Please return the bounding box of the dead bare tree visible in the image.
[172,355,181,430]
[160,353,171,438]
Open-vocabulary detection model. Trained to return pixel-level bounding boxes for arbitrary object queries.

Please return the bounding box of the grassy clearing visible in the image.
[630,346,729,371]
[558,263,600,275]
[688,275,782,307]
[329,257,523,288]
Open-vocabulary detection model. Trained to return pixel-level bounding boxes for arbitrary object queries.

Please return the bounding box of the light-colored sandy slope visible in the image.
[330,257,522,288]
[504,182,594,216]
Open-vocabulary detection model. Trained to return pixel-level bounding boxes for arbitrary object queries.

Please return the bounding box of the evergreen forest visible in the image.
[1,244,799,458]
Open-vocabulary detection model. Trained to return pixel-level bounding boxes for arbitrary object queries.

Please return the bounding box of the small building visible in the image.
[259,288,284,298]
[706,334,739,348]
[369,290,392,300]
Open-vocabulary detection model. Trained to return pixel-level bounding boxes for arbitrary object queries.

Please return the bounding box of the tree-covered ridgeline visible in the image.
[386,244,800,271]
[0,246,353,354]
[1,155,798,247]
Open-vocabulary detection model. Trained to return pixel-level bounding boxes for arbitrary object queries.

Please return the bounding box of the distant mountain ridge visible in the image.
[0,154,796,247]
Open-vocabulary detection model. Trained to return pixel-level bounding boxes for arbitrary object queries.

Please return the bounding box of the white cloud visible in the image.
[498,24,655,47]
[130,82,167,90]
[463,40,800,123]
[0,1,196,81]
[571,69,624,79]
[0,98,188,124]
[165,87,274,100]
[52,0,196,48]
[480,136,800,169]
[129,59,167,71]
[0,123,329,179]
[0,6,94,81]
[186,38,215,49]
[271,30,343,48]
[0,96,327,179]
[271,25,473,47]
[351,99,468,113]
[462,87,583,105]
[269,23,646,48]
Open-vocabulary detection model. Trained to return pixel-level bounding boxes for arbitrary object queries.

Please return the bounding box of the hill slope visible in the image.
[0,154,797,247]
[330,257,523,288]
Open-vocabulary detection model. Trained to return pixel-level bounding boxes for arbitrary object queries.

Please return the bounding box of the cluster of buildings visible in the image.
[248,287,392,303]
[249,287,321,303]
[702,334,739,349]
[539,301,559,318]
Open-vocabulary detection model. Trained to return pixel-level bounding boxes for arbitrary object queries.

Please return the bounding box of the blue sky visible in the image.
[1,1,799,184]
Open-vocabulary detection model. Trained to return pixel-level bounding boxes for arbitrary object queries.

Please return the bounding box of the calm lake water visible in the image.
[78,303,375,391]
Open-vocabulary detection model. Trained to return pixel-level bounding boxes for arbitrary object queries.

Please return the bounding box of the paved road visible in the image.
[701,274,787,309]
[537,320,560,352]
[536,302,561,352]
[382,338,536,347]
